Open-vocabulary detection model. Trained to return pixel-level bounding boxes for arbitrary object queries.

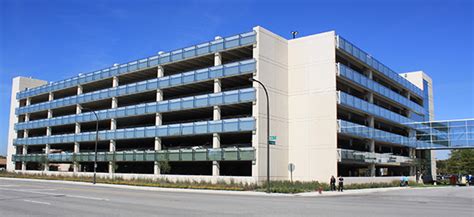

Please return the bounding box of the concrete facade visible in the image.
[7,26,438,184]
[7,77,48,171]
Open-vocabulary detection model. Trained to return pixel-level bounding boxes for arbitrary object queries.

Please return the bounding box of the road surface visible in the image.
[0,178,472,217]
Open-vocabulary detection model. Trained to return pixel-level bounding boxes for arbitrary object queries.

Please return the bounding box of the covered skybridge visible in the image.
[408,119,474,150]
[339,118,474,150]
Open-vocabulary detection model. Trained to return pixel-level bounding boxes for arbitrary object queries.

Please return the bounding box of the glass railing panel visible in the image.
[337,63,424,114]
[16,60,256,115]
[181,123,195,135]
[338,91,414,125]
[17,31,257,100]
[14,147,256,163]
[338,120,417,148]
[337,36,423,98]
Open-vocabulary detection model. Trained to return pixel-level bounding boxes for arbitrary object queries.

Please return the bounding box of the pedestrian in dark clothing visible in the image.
[338,176,344,192]
[330,176,336,191]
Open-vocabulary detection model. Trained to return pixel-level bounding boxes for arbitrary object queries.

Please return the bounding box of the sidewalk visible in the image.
[0,177,448,197]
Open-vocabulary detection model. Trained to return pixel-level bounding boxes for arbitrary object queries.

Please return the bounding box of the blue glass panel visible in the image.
[168,124,181,136]
[209,120,222,133]
[196,43,210,55]
[181,97,194,109]
[223,119,239,132]
[181,123,194,135]
[182,72,195,83]
[194,122,208,134]
[184,46,196,58]
[171,50,183,61]
[169,99,181,111]
[239,118,255,131]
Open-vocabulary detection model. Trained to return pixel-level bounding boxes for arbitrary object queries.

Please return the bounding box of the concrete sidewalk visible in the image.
[0,177,446,197]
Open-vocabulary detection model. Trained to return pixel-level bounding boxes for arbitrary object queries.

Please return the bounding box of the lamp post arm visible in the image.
[249,78,271,193]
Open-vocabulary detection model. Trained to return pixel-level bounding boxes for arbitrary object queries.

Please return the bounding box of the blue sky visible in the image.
[0,0,472,159]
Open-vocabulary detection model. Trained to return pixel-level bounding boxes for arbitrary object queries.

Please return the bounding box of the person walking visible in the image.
[338,176,344,192]
[330,176,336,191]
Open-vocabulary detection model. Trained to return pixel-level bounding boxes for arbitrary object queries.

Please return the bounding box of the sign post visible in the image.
[288,163,295,183]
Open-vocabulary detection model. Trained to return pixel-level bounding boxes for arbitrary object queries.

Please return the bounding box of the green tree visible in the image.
[436,159,448,175]
[159,161,171,174]
[439,149,474,175]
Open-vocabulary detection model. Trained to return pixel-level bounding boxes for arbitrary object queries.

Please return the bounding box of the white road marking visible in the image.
[23,199,51,205]
[0,187,110,202]
[66,195,110,201]
[19,188,57,191]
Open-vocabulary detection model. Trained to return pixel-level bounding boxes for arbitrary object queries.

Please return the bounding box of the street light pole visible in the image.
[82,107,99,184]
[249,78,271,193]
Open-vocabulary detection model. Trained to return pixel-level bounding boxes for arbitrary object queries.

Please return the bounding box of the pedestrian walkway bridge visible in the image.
[408,119,474,150]
[339,118,474,150]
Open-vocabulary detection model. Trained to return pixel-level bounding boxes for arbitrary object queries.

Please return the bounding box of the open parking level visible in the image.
[0,178,472,217]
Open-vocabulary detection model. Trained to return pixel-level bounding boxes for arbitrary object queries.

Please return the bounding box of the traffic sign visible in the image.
[288,163,296,182]
[269,136,277,145]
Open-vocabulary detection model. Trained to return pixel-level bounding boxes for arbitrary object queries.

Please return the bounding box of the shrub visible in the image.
[0,172,428,193]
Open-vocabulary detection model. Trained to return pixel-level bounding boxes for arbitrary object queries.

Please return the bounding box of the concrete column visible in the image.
[368,139,376,177]
[154,136,162,175]
[77,85,83,95]
[214,50,222,67]
[109,118,117,174]
[212,45,222,177]
[367,116,375,177]
[108,77,119,174]
[25,98,31,126]
[44,144,50,171]
[367,92,374,104]
[49,92,54,101]
[47,92,54,118]
[367,70,373,80]
[157,65,164,78]
[109,140,116,174]
[368,164,376,177]
[73,122,81,173]
[21,145,27,171]
[154,66,164,175]
[409,148,417,176]
[108,79,118,175]
[25,96,30,122]
[73,142,80,173]
[212,133,221,176]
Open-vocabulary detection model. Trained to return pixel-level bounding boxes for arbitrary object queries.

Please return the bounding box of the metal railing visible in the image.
[337,148,414,165]
[14,117,256,146]
[17,31,256,100]
[17,59,256,115]
[13,147,256,162]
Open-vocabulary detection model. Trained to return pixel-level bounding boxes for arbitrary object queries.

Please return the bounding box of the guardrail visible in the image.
[336,36,423,98]
[13,147,256,163]
[16,59,256,115]
[337,63,425,114]
[15,88,256,130]
[17,31,256,100]
[337,148,414,165]
[14,117,256,146]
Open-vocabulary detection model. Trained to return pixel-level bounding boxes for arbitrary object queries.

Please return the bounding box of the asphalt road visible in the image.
[0,178,472,217]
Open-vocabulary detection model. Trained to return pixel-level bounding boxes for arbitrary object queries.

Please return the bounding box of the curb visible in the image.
[0,177,450,197]
[0,177,288,197]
